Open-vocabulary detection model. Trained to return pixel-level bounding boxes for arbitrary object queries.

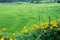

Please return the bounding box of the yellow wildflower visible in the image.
[30,27,35,30]
[50,21,56,25]
[23,26,27,29]
[41,26,44,29]
[1,38,4,40]
[2,27,7,31]
[45,25,48,28]
[52,23,57,27]
[24,29,28,33]
[33,24,39,29]
[22,28,28,33]
[10,38,13,40]
[57,28,60,31]
[50,26,53,30]
[13,33,16,36]
[50,21,53,25]
[22,26,28,33]
[43,30,46,33]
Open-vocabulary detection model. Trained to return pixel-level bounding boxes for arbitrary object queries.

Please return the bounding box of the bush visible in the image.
[0,20,60,40]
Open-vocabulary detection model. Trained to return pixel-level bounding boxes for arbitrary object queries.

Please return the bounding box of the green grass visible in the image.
[0,3,60,33]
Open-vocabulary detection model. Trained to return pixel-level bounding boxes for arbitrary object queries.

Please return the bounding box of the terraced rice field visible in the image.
[0,3,60,33]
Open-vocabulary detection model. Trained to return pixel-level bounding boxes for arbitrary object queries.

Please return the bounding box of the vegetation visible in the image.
[0,0,60,3]
[0,19,60,40]
[0,3,60,40]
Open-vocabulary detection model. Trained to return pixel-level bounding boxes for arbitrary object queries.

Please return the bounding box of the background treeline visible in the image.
[0,0,60,3]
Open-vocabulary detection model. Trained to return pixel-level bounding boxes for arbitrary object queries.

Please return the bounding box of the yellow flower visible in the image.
[30,24,39,30]
[52,23,57,27]
[57,28,60,31]
[50,26,53,30]
[22,26,28,34]
[50,21,53,25]
[50,21,56,25]
[33,24,39,29]
[24,29,28,33]
[10,38,13,40]
[30,27,35,30]
[13,33,16,36]
[33,24,37,27]
[43,30,46,33]
[22,28,28,33]
[1,38,4,40]
[41,26,44,29]
[24,26,26,29]
[45,25,48,28]
[2,27,7,31]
